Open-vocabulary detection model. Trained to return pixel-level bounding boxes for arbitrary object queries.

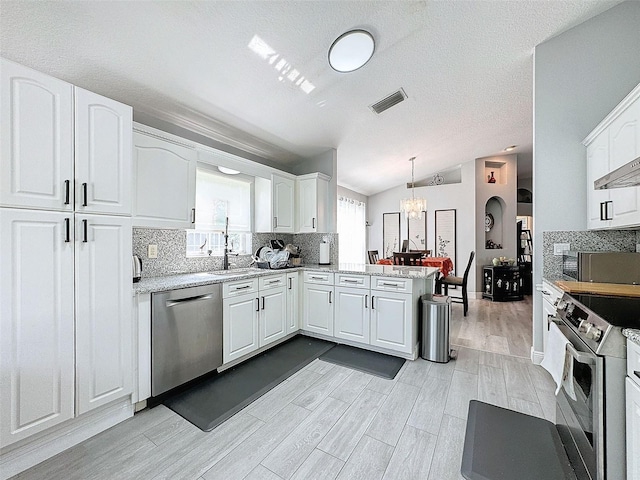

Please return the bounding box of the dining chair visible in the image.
[441,251,475,316]
[367,250,380,264]
[401,239,409,252]
[393,252,422,266]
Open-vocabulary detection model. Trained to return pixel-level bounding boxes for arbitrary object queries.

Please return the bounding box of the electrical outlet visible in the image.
[553,243,570,256]
[148,244,158,259]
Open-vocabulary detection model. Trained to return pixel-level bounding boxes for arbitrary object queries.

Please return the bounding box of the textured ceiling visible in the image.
[0,1,621,196]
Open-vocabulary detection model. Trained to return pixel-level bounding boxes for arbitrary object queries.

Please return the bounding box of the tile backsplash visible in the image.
[133,228,339,278]
[542,229,639,278]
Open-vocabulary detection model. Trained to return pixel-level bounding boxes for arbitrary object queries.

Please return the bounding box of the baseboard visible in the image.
[0,398,133,479]
[531,347,544,365]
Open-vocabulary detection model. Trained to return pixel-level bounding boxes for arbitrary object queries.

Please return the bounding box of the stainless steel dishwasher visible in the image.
[151,284,223,396]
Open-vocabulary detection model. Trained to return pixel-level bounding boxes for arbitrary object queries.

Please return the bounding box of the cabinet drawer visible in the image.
[259,274,286,290]
[335,273,370,289]
[304,271,334,285]
[371,276,412,293]
[223,278,259,298]
[629,339,640,386]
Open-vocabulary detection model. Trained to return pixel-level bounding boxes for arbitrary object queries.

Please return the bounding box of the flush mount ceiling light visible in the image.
[218,166,240,175]
[328,30,375,73]
[504,145,517,152]
[400,157,427,220]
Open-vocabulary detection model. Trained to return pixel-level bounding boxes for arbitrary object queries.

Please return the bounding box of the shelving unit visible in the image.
[482,265,523,301]
[517,222,532,294]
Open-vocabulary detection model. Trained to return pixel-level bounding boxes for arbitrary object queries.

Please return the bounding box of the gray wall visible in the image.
[532,1,640,355]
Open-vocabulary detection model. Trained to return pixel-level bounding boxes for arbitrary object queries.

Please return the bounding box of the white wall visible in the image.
[532,0,640,356]
[367,160,476,293]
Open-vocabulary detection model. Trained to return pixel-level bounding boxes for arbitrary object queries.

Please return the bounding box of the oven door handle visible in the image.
[566,343,596,365]
[550,317,596,365]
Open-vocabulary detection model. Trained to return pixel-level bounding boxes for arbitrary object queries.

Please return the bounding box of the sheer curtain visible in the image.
[337,195,366,264]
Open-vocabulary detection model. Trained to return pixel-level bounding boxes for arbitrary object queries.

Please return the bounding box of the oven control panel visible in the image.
[556,294,608,345]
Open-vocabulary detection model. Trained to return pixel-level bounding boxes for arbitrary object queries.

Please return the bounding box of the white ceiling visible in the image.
[0,1,621,196]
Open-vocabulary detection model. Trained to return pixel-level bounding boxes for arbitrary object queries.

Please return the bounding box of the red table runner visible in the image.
[377,257,454,277]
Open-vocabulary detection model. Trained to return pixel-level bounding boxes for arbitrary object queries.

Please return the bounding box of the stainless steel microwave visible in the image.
[562,251,640,284]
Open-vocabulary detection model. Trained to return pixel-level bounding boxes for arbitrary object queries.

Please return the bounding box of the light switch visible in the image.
[148,244,158,259]
[553,243,570,256]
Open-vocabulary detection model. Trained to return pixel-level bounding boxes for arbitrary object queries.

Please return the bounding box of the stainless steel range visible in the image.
[553,292,640,480]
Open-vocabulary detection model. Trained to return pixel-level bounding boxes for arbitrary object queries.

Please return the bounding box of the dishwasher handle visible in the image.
[166,294,214,307]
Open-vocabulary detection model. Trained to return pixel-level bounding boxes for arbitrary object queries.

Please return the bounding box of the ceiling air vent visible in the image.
[369,88,407,114]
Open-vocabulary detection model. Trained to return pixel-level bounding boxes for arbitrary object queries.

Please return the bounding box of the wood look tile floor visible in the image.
[13,296,555,480]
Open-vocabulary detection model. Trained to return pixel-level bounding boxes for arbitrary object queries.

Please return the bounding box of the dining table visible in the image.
[377,256,454,277]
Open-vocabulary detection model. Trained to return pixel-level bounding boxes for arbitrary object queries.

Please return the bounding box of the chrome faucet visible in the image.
[222,217,238,270]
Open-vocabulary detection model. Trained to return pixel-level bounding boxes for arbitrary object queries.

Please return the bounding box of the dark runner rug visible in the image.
[319,343,405,379]
[163,335,335,431]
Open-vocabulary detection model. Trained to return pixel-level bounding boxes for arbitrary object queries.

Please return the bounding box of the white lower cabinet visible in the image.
[370,291,412,354]
[334,286,370,344]
[286,272,299,334]
[627,340,640,480]
[222,274,293,364]
[303,283,335,336]
[0,208,132,448]
[223,292,259,363]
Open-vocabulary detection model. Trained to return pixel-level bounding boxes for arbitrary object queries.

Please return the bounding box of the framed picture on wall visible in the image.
[434,209,456,275]
[382,212,401,258]
[407,212,427,253]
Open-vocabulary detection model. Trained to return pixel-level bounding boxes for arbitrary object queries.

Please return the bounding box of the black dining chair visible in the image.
[401,239,409,252]
[393,252,422,266]
[441,251,475,316]
[367,250,380,264]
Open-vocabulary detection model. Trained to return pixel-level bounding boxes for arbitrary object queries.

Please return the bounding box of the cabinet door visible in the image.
[0,209,75,448]
[273,174,294,232]
[223,292,259,363]
[1,59,74,211]
[260,286,287,347]
[133,132,197,228]
[75,214,132,414]
[75,88,132,216]
[334,286,370,344]
[297,177,317,232]
[541,298,557,356]
[626,377,640,480]
[609,97,640,228]
[586,131,611,229]
[303,284,334,336]
[370,291,412,353]
[286,273,299,334]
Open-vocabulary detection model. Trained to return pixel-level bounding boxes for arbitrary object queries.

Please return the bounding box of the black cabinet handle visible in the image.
[365,295,368,309]
[329,291,332,304]
[64,218,70,243]
[64,180,70,205]
[82,183,88,206]
[261,296,265,310]
[605,201,613,220]
[274,216,278,229]
[255,298,260,312]
[82,219,88,242]
[600,202,605,221]
[289,277,292,290]
[312,218,316,229]
[371,295,375,309]
[191,208,196,224]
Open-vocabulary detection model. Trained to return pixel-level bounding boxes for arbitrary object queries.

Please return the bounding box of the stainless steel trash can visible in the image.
[421,294,451,363]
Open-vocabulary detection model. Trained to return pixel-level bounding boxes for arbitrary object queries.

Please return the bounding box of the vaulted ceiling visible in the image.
[0,1,621,195]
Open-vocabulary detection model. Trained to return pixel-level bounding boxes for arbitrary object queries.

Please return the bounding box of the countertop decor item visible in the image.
[400,157,427,220]
[488,171,496,183]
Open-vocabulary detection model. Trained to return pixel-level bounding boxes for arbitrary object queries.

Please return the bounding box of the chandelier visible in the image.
[400,157,427,219]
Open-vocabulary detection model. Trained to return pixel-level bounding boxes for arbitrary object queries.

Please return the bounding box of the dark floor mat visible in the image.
[319,344,405,379]
[163,335,335,431]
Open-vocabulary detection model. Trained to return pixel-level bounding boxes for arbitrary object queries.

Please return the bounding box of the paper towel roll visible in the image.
[319,243,330,265]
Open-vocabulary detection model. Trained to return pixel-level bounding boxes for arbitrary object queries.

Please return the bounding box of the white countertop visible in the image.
[133,263,440,294]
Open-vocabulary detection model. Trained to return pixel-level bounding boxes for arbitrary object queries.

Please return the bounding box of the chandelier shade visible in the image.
[400,157,426,219]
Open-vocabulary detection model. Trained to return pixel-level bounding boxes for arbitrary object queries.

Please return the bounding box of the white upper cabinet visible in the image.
[255,174,295,233]
[297,173,329,233]
[74,88,132,216]
[0,208,75,447]
[584,84,640,229]
[75,214,132,415]
[0,59,132,216]
[1,59,74,211]
[586,131,611,229]
[132,129,197,228]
